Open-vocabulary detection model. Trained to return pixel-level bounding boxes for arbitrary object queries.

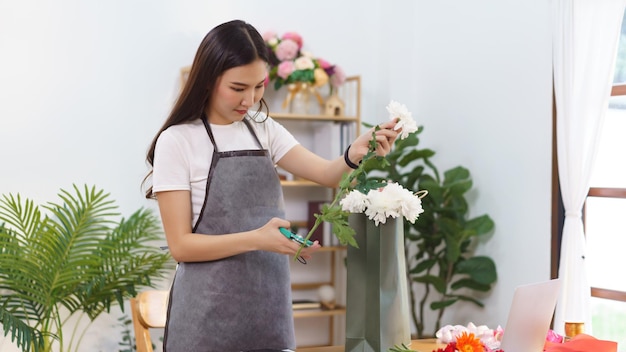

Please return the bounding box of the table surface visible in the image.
[297,339,444,352]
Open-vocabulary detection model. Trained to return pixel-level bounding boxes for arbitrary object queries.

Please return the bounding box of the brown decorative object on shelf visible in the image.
[320,301,336,310]
[318,285,336,310]
[325,94,345,116]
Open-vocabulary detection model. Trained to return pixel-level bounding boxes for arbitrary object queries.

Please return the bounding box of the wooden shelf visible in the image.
[316,245,347,252]
[292,306,346,318]
[292,281,334,290]
[280,75,360,348]
[271,113,359,123]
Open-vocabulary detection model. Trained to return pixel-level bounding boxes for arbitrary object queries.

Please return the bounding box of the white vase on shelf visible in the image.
[289,84,311,114]
[280,82,322,115]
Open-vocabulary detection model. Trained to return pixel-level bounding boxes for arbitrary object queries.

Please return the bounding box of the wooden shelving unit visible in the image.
[292,306,347,319]
[272,76,360,348]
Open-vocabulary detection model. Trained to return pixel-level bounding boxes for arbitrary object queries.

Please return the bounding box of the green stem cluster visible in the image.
[294,129,388,258]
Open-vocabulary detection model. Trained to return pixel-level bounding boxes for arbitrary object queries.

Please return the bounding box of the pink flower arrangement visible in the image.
[433,323,569,352]
[434,331,505,352]
[436,323,504,352]
[263,30,346,91]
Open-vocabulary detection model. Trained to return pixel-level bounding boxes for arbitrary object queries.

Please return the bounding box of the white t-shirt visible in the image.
[153,113,298,224]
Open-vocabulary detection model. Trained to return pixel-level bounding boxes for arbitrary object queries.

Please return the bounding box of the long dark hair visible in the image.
[143,20,270,198]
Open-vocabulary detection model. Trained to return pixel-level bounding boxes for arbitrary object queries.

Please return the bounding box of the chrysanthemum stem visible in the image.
[294,187,350,259]
[293,136,376,260]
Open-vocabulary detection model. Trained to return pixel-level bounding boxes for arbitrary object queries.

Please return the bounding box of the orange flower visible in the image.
[455,331,484,352]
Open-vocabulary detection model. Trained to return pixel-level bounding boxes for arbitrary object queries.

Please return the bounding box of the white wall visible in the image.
[0,0,553,350]
[411,0,554,332]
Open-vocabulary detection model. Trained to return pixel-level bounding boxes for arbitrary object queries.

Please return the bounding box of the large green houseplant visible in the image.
[0,185,173,352]
[365,126,497,338]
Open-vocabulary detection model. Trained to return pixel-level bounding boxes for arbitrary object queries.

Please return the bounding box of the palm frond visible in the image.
[0,194,44,240]
[75,208,172,318]
[0,306,45,352]
[0,222,48,323]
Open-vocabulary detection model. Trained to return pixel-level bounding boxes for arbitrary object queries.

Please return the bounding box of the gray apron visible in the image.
[163,117,295,352]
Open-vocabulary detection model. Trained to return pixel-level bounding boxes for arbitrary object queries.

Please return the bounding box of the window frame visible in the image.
[586,82,626,301]
[550,89,626,303]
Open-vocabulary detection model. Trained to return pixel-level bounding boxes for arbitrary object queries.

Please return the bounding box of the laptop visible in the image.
[499,279,562,352]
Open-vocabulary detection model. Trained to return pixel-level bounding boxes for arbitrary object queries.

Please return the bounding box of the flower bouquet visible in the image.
[434,323,504,352]
[298,100,421,252]
[263,31,346,111]
[296,100,421,352]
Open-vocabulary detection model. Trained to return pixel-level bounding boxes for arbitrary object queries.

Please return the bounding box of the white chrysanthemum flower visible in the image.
[364,187,401,225]
[401,196,424,224]
[379,182,423,223]
[399,195,424,224]
[340,190,369,213]
[343,182,424,226]
[386,100,418,139]
[386,100,411,120]
[396,116,418,140]
[378,182,405,197]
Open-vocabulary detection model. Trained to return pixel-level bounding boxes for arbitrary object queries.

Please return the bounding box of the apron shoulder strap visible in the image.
[201,114,219,152]
[201,115,265,151]
[242,118,264,150]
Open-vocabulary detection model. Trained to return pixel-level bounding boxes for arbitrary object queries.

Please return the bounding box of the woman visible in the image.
[143,19,399,352]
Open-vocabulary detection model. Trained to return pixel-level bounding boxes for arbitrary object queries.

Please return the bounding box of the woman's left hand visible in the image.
[297,241,322,260]
[348,118,400,164]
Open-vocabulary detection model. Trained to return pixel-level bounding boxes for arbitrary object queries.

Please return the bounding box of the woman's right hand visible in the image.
[256,217,322,257]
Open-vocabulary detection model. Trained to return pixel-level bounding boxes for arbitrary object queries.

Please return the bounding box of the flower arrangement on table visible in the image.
[263,31,346,110]
[434,323,505,352]
[296,100,421,256]
[388,323,505,352]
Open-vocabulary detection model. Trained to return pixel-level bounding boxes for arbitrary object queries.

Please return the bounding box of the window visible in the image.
[584,9,626,346]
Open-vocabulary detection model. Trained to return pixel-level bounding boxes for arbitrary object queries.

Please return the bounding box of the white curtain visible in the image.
[552,0,626,334]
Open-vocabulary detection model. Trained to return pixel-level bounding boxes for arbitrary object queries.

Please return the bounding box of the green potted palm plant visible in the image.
[0,184,173,352]
[365,126,497,338]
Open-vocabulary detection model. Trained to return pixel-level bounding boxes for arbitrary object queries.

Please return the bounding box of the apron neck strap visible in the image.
[201,114,264,151]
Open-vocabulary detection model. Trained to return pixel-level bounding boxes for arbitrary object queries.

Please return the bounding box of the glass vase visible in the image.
[290,83,310,114]
[284,82,322,115]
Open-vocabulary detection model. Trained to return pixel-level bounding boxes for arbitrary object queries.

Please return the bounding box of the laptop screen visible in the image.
[499,279,562,352]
